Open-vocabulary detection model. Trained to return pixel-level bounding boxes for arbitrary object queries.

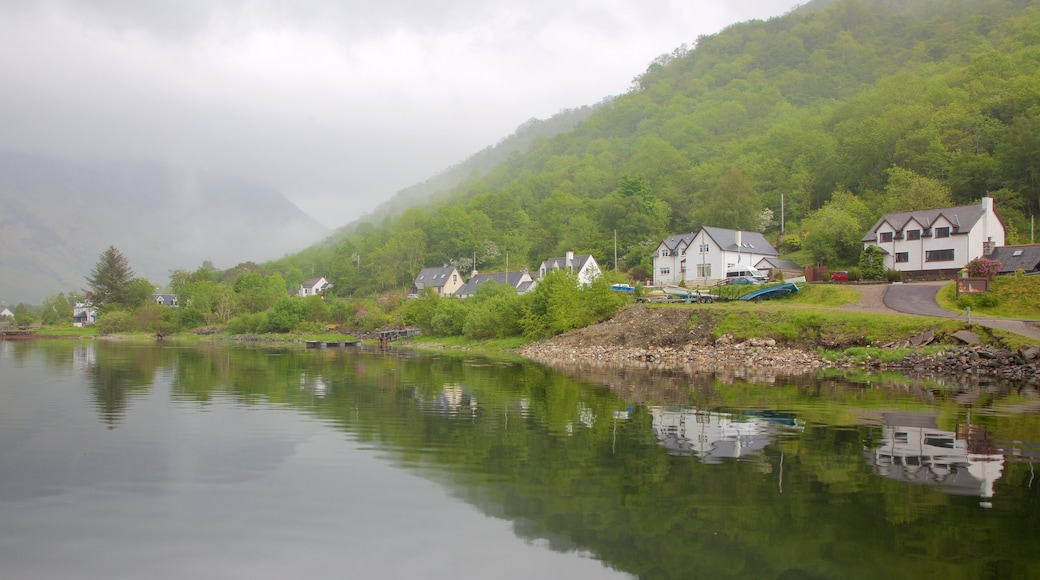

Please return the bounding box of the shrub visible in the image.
[885,268,903,283]
[95,310,131,335]
[847,267,863,282]
[956,293,1000,309]
[430,299,468,336]
[227,312,265,334]
[858,245,885,280]
[965,257,1001,280]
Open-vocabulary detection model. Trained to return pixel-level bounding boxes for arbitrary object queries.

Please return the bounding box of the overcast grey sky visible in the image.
[0,0,805,228]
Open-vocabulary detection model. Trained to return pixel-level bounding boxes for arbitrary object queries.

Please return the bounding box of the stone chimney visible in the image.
[984,237,996,256]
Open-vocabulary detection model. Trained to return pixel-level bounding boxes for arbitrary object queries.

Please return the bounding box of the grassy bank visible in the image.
[935,275,1040,319]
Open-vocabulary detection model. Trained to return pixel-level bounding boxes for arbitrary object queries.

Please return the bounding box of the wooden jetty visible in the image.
[305,339,361,349]
[376,327,421,347]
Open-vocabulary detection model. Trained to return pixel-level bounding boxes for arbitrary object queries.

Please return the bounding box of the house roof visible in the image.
[861,202,990,243]
[701,227,779,256]
[755,257,802,271]
[455,271,532,297]
[988,245,1040,273]
[654,232,698,256]
[412,266,458,290]
[301,277,329,288]
[539,254,596,275]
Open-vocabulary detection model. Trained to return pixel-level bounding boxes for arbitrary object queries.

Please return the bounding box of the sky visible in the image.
[0,0,806,228]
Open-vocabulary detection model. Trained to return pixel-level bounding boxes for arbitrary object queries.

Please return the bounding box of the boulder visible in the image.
[1019,344,1040,363]
[951,330,980,345]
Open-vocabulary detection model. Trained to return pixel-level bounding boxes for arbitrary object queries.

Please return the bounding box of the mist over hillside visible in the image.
[0,153,326,303]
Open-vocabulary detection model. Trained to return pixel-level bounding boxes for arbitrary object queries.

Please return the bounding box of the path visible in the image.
[883,281,1040,341]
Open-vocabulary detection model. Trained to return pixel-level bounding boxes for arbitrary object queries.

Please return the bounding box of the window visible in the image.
[700,244,709,253]
[880,232,893,242]
[696,264,712,278]
[925,249,955,262]
[660,267,671,276]
[660,249,670,257]
[896,252,909,263]
[1013,250,1024,257]
[453,274,457,283]
[907,229,921,240]
[935,227,950,238]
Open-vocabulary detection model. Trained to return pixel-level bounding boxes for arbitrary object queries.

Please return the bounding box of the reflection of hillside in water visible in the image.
[865,412,1005,506]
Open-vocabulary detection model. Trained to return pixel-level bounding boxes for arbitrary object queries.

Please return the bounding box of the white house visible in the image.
[411,265,464,297]
[298,276,332,297]
[454,270,536,299]
[861,197,1004,276]
[652,227,779,286]
[538,251,601,285]
[0,307,13,319]
[72,301,97,326]
[153,293,179,307]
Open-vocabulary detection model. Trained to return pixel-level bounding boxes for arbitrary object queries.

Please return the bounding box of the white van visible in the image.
[725,266,767,281]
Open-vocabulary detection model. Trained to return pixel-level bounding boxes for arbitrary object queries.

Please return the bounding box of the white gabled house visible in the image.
[861,197,1004,276]
[298,276,332,298]
[652,227,779,286]
[411,265,464,298]
[538,251,601,285]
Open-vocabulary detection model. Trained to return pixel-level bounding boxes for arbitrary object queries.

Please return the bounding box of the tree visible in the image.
[86,246,136,310]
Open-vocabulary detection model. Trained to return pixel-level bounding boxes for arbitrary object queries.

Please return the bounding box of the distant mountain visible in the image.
[0,153,327,303]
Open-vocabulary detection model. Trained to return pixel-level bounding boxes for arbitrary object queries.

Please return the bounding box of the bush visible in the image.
[95,310,131,335]
[430,299,468,336]
[847,267,863,282]
[956,293,1000,309]
[965,257,1001,280]
[858,245,885,280]
[227,312,265,334]
[885,268,902,283]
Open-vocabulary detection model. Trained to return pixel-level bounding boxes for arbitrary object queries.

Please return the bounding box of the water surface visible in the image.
[2,340,1039,579]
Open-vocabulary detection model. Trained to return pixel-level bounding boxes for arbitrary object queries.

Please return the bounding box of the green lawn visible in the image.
[936,275,1040,319]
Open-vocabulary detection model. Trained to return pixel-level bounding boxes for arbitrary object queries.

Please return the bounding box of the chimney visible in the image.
[736,230,742,248]
[566,251,574,269]
[984,237,996,256]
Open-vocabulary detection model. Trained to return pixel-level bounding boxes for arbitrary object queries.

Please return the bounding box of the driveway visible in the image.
[883,281,1040,341]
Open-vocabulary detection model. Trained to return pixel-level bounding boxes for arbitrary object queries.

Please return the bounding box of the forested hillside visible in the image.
[273,0,1040,296]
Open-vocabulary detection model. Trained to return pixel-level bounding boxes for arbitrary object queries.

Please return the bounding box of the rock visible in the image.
[909,330,935,347]
[951,330,980,345]
[1019,344,1040,363]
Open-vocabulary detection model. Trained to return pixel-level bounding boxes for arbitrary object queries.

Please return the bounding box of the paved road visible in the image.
[884,281,1040,341]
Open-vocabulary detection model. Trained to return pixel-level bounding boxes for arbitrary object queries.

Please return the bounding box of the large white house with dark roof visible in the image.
[652,227,779,286]
[861,197,1004,275]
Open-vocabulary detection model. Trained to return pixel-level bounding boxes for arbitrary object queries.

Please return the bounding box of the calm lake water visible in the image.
[2,340,1040,579]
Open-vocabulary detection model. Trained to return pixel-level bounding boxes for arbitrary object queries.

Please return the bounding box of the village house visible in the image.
[72,301,96,326]
[153,293,179,307]
[298,276,332,298]
[411,265,464,298]
[537,251,601,285]
[652,227,779,286]
[988,244,1040,275]
[454,270,536,299]
[861,197,1005,277]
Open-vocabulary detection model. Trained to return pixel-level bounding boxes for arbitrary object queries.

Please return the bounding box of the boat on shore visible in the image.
[737,282,799,301]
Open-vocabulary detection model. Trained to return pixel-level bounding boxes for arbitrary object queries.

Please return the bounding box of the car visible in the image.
[830,270,849,282]
[727,276,763,285]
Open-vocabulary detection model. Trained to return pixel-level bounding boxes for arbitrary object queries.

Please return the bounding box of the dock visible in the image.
[305,340,361,349]
[376,327,421,347]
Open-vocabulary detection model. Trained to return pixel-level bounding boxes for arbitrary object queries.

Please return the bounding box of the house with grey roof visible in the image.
[652,227,779,286]
[411,265,464,297]
[988,244,1040,275]
[861,197,1004,277]
[153,293,179,307]
[298,276,333,298]
[754,257,804,280]
[454,270,535,299]
[537,251,601,285]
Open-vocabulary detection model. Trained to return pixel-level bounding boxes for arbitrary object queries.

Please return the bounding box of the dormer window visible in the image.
[907,229,921,241]
[880,232,893,242]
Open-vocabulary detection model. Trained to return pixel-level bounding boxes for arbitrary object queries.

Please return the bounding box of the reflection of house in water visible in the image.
[865,412,1004,505]
[651,406,786,464]
[415,384,479,417]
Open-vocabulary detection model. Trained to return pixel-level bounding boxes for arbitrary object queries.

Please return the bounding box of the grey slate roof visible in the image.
[540,254,595,275]
[988,245,1040,274]
[455,271,531,297]
[652,232,698,257]
[701,226,778,256]
[755,257,802,271]
[862,203,989,243]
[412,266,458,290]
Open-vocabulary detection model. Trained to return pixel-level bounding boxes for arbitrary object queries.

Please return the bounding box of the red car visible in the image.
[830,270,849,282]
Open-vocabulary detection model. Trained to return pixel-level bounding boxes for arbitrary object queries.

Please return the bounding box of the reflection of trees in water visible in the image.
[86,343,162,428]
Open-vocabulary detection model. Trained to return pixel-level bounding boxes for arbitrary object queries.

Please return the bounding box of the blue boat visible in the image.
[738,282,799,301]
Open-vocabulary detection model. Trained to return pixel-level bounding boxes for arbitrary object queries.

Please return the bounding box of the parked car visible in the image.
[830,270,849,282]
[727,276,763,285]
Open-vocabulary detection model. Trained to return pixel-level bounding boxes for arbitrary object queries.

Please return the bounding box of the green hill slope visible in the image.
[270,0,1040,296]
